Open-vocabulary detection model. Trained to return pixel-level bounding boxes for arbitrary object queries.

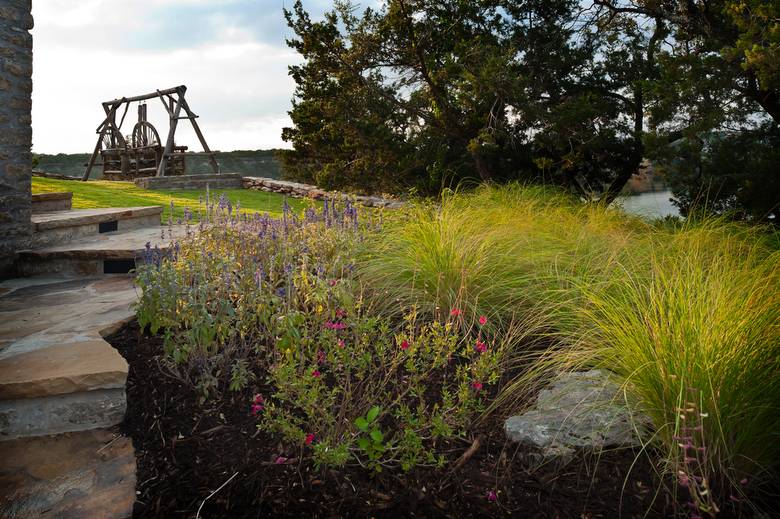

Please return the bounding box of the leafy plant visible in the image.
[355,406,385,472]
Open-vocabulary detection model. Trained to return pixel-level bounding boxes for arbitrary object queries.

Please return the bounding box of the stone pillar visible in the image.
[0,1,33,278]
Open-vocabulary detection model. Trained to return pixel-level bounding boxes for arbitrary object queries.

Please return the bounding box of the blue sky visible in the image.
[31,0,336,153]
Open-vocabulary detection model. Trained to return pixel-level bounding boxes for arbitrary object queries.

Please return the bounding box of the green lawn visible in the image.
[32,177,312,223]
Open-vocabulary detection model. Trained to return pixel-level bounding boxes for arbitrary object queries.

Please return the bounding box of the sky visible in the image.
[30,0,335,154]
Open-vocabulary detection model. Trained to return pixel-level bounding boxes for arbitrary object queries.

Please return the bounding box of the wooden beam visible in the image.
[103,85,185,107]
[179,95,220,174]
[156,88,184,177]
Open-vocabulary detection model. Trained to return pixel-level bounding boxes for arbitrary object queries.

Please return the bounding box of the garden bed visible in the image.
[110,321,669,518]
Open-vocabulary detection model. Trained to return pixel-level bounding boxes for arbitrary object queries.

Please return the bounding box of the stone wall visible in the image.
[243,177,403,209]
[0,1,33,277]
[134,173,243,190]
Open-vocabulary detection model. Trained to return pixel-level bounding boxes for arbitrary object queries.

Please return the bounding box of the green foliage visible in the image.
[281,0,655,200]
[135,194,499,473]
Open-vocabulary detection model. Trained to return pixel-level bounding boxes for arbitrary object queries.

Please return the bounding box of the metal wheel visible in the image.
[131,121,161,148]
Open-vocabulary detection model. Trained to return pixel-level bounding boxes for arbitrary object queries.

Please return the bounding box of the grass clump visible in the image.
[360,183,780,512]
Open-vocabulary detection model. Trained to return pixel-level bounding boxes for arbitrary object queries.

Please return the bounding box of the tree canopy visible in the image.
[280,0,779,218]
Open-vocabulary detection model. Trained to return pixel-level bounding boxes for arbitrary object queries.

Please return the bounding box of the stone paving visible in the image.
[0,202,175,518]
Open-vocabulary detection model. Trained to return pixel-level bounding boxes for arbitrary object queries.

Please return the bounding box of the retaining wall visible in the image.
[242,177,403,209]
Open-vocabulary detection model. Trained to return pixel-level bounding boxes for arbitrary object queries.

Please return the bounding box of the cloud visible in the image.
[30,0,335,153]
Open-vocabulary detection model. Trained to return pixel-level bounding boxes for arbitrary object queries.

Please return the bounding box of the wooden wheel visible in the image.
[101,127,125,150]
[131,121,161,148]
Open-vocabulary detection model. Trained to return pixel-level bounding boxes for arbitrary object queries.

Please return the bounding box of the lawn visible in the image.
[31,176,311,223]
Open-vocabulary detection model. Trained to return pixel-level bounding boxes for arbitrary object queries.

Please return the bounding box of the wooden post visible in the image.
[179,95,220,174]
[157,87,184,177]
[82,103,119,181]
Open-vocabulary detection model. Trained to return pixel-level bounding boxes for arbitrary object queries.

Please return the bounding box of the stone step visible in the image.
[31,207,163,249]
[31,192,72,213]
[0,276,138,440]
[0,428,136,518]
[16,225,185,277]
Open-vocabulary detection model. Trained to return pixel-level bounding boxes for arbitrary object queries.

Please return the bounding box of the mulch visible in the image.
[109,321,677,518]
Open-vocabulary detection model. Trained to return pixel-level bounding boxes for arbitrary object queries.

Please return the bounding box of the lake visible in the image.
[617,190,681,219]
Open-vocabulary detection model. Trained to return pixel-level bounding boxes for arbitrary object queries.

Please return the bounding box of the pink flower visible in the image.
[311,369,321,378]
[329,279,338,287]
[486,490,497,502]
[251,394,265,415]
[317,350,326,364]
[475,339,487,353]
[275,456,288,465]
[478,315,487,326]
[472,381,483,391]
[324,320,347,330]
[450,308,461,317]
[337,339,345,348]
[400,339,410,350]
[335,308,347,318]
[305,433,315,445]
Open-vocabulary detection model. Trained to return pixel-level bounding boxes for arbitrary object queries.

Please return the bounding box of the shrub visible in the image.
[135,195,503,472]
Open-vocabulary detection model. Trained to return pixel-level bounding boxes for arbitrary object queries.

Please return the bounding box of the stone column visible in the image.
[0,1,33,278]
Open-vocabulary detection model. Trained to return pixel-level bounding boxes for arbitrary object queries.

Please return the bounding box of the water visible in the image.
[617,190,680,219]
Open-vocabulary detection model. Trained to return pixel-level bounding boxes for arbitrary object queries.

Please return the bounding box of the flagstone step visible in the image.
[31,207,163,249]
[16,225,185,277]
[31,191,72,213]
[0,428,136,518]
[0,276,137,440]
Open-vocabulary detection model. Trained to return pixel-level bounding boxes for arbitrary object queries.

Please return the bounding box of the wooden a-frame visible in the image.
[82,85,219,180]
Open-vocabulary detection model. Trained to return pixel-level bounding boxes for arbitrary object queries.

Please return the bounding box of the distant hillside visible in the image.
[33,149,283,179]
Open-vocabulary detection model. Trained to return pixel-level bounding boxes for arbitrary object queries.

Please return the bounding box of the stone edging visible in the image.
[242,177,404,209]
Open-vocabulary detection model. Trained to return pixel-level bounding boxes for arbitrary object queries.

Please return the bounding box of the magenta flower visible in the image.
[311,369,321,378]
[475,339,487,353]
[400,339,410,350]
[479,315,487,326]
[337,339,345,348]
[251,394,265,415]
[305,433,315,445]
[329,279,338,287]
[324,320,347,330]
[450,308,461,317]
[275,456,288,465]
[486,490,497,502]
[472,381,483,391]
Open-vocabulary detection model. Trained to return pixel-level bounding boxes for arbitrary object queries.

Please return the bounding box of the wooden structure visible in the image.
[82,85,219,181]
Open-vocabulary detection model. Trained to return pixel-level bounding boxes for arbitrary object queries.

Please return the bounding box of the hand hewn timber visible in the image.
[179,95,220,174]
[156,87,184,177]
[102,86,185,107]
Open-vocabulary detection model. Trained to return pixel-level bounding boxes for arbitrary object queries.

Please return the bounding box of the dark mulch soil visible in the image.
[109,321,678,518]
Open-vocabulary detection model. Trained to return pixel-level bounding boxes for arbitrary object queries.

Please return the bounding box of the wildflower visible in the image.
[337,339,345,348]
[276,287,286,297]
[251,394,264,415]
[478,315,487,326]
[486,490,497,502]
[311,369,321,378]
[305,433,315,445]
[475,339,487,353]
[335,308,347,318]
[450,308,461,317]
[324,320,347,331]
[317,350,326,364]
[472,381,483,391]
[275,456,288,465]
[329,279,338,287]
[400,339,410,350]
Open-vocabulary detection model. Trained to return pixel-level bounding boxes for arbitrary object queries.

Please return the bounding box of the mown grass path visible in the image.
[32,177,311,223]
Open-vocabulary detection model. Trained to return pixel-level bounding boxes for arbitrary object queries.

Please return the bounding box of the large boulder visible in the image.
[504,370,645,461]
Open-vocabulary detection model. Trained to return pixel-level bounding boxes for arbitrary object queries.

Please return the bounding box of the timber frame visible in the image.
[82,85,220,180]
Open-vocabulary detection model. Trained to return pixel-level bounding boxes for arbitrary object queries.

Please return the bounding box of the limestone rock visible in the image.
[504,370,645,460]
